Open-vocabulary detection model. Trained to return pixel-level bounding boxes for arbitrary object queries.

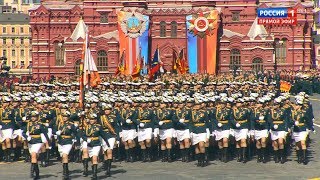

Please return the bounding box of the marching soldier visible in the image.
[173,98,191,162]
[213,97,234,163]
[270,98,289,164]
[53,111,78,180]
[291,96,313,164]
[251,98,270,163]
[119,99,138,162]
[190,99,209,167]
[136,98,156,162]
[156,98,175,162]
[232,98,251,163]
[22,111,49,180]
[99,103,119,176]
[82,113,111,180]
[0,97,15,162]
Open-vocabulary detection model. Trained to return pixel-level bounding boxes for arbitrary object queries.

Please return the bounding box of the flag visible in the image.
[115,50,126,76]
[179,48,189,74]
[132,47,143,79]
[172,49,178,74]
[149,47,161,80]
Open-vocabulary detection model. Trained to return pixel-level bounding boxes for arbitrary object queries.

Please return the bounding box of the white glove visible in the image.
[54,135,57,139]
[126,119,132,124]
[312,118,315,122]
[26,131,30,136]
[179,119,184,123]
[294,121,299,126]
[56,130,61,136]
[72,139,77,143]
[274,124,278,130]
[77,113,80,116]
[87,139,91,143]
[74,123,78,127]
[236,123,240,128]
[81,111,85,115]
[27,136,32,141]
[159,121,164,126]
[45,123,49,127]
[218,123,222,127]
[139,123,145,128]
[259,116,264,120]
[22,117,27,121]
[0,125,2,130]
[313,130,316,134]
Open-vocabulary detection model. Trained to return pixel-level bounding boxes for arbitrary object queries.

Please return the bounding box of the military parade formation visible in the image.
[0,71,316,180]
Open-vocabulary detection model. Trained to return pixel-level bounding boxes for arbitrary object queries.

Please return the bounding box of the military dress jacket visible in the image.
[53,121,78,145]
[0,108,15,129]
[136,107,156,129]
[22,121,49,144]
[173,108,191,130]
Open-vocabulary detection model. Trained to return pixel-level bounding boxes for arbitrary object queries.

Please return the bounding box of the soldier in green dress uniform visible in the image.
[155,98,175,162]
[0,97,15,162]
[23,111,49,180]
[99,103,119,176]
[53,111,78,180]
[232,99,251,163]
[190,98,209,167]
[136,98,156,162]
[269,98,290,164]
[173,97,191,162]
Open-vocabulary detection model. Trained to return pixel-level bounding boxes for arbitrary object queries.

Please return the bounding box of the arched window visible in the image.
[97,50,108,71]
[160,21,166,37]
[54,41,65,66]
[74,59,81,76]
[171,21,177,38]
[275,38,287,64]
[252,57,263,72]
[229,49,241,70]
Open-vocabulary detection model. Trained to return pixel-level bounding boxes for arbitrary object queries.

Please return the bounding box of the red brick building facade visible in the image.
[29,0,314,78]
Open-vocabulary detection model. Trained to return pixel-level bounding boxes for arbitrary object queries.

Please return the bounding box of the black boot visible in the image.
[185,148,190,162]
[4,149,9,162]
[45,150,50,166]
[204,148,209,165]
[103,160,108,171]
[161,150,167,162]
[242,147,247,163]
[223,148,228,163]
[39,153,46,167]
[106,159,112,177]
[14,147,21,161]
[302,149,307,165]
[82,158,89,177]
[30,163,35,178]
[63,163,69,180]
[256,149,261,163]
[24,149,30,162]
[236,148,242,162]
[297,150,301,164]
[274,150,279,163]
[34,163,40,179]
[9,148,14,162]
[146,147,151,162]
[196,154,201,167]
[201,153,206,167]
[129,148,134,163]
[92,164,98,180]
[181,149,185,162]
[125,149,129,162]
[141,149,146,162]
[261,148,267,163]
[218,148,222,161]
[167,149,172,162]
[280,149,286,164]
